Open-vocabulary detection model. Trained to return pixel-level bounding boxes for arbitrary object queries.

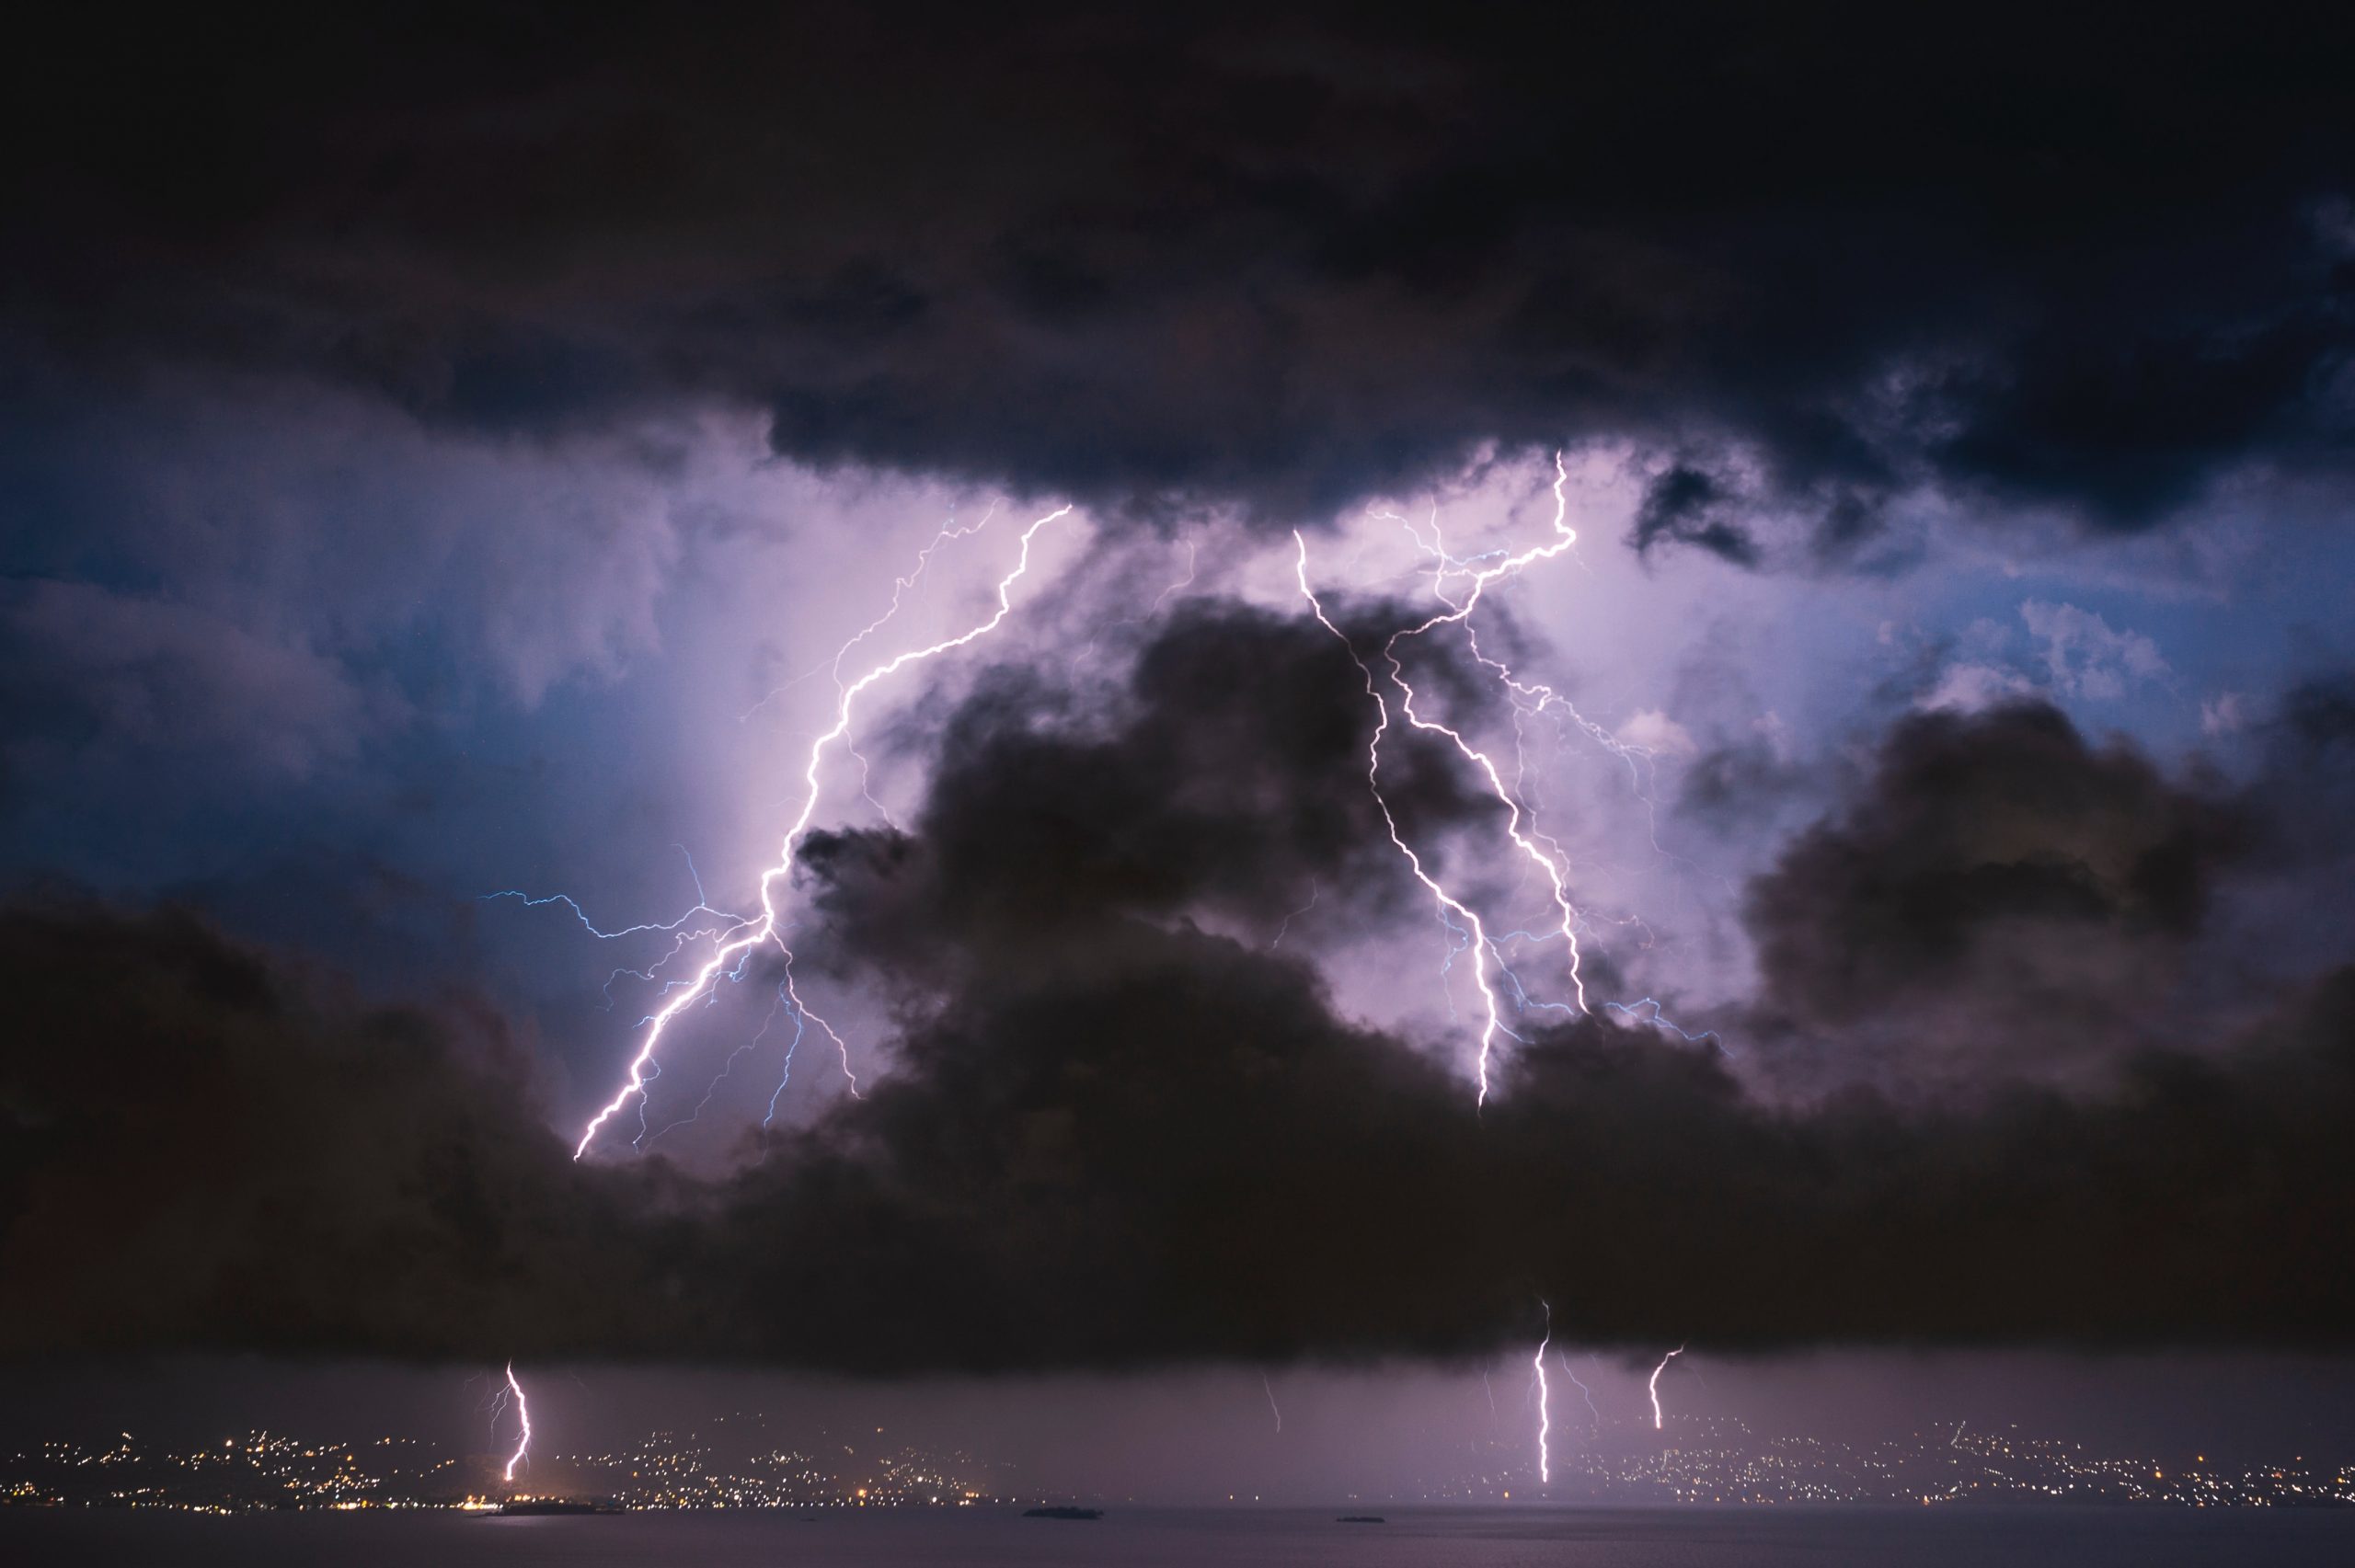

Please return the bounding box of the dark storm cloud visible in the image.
[799,598,1502,966]
[1743,702,2249,1031]
[1673,736,1820,838]
[10,885,2355,1367]
[10,621,2355,1369]
[2271,671,2355,764]
[1719,691,2355,1095]
[6,6,2353,541]
[1627,464,1758,567]
[0,899,692,1359]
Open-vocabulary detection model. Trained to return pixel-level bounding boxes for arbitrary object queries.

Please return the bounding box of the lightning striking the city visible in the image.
[1533,1300,1554,1484]
[1297,462,1711,1490]
[516,465,1678,1505]
[571,505,1072,1160]
[500,1363,532,1483]
[1648,1345,1685,1431]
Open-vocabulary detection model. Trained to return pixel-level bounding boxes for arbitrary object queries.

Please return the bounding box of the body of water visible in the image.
[4,1505,2349,1565]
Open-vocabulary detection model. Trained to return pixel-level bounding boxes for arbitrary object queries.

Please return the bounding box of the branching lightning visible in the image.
[571,505,1071,1159]
[1296,539,1514,1099]
[1293,457,1597,1102]
[1300,463,1719,1489]
[478,888,749,945]
[1603,997,1724,1051]
[738,502,1001,725]
[493,464,1707,1497]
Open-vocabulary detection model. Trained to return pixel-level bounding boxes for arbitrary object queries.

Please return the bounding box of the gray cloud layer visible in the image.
[6,5,2352,547]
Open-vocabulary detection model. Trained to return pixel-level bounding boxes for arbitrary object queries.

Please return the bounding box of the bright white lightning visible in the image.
[500,1362,533,1482]
[1293,455,1594,1102]
[574,505,1072,1160]
[1295,536,1511,1100]
[1648,1344,1684,1431]
[1533,1300,1554,1484]
[1378,456,1593,1028]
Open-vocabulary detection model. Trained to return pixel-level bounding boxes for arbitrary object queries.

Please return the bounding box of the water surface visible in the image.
[5,1504,2349,1565]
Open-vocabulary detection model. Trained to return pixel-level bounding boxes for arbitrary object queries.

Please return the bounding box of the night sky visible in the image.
[6,4,2355,1482]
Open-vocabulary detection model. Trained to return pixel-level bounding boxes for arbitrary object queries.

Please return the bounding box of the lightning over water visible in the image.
[1295,464,1715,1487]
[505,470,1686,1497]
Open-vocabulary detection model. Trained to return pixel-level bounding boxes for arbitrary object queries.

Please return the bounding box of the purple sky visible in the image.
[5,3,2355,1487]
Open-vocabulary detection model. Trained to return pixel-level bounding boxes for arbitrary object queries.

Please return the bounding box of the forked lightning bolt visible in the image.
[1293,456,1592,1102]
[1296,538,1513,1097]
[1301,463,1712,1492]
[573,505,1071,1159]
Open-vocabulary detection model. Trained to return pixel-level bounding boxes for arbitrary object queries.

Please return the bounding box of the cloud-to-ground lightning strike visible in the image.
[573,506,1071,1159]
[1533,1300,1554,1484]
[500,1363,533,1482]
[1304,468,1694,1488]
[1648,1345,1685,1431]
[1261,1373,1282,1433]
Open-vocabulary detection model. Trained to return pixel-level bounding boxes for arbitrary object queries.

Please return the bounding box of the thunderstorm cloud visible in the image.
[6,6,2355,545]
[8,612,2355,1367]
[4,3,2354,1381]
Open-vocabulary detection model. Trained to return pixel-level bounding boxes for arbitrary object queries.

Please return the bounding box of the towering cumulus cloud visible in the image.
[8,614,2355,1367]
